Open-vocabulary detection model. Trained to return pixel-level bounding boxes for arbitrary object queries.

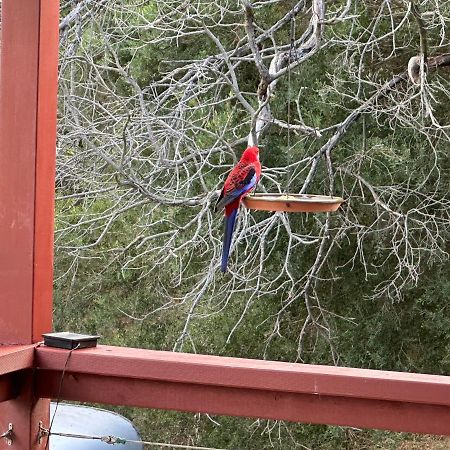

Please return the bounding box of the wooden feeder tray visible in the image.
[242,193,344,213]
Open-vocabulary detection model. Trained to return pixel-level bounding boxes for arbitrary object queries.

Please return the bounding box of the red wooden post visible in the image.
[0,0,59,448]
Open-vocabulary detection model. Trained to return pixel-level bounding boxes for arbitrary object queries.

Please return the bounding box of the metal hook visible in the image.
[0,423,14,446]
[37,422,49,445]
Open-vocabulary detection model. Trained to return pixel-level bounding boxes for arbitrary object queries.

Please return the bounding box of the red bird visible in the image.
[215,146,261,272]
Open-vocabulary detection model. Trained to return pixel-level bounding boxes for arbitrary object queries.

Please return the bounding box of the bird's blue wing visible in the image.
[215,169,257,211]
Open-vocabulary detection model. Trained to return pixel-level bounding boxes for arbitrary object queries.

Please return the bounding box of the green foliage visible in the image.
[55,0,450,448]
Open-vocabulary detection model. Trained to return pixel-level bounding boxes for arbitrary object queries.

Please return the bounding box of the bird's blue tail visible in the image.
[221,209,238,272]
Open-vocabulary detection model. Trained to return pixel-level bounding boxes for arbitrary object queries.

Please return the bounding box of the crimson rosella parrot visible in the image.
[215,146,261,272]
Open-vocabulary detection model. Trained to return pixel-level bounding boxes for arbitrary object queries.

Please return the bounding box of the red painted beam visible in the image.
[0,346,36,405]
[36,371,450,435]
[35,345,450,405]
[35,345,450,435]
[0,346,34,376]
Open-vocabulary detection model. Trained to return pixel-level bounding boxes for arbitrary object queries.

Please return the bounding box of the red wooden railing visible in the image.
[0,2,449,449]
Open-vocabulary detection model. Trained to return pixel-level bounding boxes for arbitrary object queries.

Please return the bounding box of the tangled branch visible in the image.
[56,0,450,360]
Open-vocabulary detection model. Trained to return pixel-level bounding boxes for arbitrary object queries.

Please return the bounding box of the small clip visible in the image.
[38,422,49,445]
[101,435,127,445]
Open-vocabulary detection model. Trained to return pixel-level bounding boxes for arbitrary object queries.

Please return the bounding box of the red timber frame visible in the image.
[0,1,449,448]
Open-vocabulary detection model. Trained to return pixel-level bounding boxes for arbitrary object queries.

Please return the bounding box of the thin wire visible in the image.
[39,344,228,450]
[42,429,229,450]
[44,343,81,450]
[286,7,297,194]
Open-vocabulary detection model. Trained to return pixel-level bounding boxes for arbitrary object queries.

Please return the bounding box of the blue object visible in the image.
[221,208,238,272]
[49,403,143,449]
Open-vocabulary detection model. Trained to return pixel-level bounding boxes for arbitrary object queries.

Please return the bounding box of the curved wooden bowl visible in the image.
[242,193,344,213]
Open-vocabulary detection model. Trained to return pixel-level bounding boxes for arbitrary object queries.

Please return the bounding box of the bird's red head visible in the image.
[241,146,259,162]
